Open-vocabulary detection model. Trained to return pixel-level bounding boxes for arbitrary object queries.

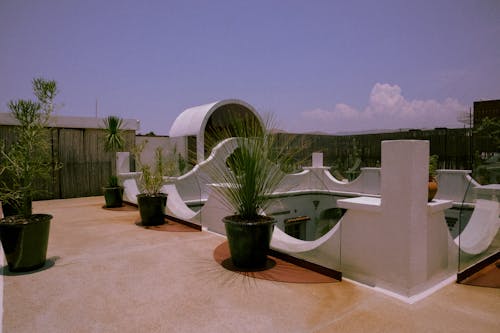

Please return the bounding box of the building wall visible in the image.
[473,99,500,125]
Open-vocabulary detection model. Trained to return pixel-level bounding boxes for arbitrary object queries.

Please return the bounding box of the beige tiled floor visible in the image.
[2,197,499,332]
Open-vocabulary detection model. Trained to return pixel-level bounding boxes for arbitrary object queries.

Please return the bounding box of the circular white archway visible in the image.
[169,99,263,164]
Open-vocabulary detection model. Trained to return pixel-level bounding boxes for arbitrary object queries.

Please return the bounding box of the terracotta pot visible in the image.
[428,176,438,202]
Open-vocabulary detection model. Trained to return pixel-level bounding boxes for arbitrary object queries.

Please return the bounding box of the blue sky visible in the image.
[1,0,499,135]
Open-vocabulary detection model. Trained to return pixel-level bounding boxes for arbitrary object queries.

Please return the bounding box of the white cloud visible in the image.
[297,83,466,133]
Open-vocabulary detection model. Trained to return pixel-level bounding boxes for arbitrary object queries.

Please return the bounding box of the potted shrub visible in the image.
[0,78,59,272]
[102,115,125,208]
[207,114,296,269]
[103,175,123,208]
[428,154,439,202]
[132,141,172,226]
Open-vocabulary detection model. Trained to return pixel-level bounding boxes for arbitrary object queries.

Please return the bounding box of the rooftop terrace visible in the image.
[1,196,499,332]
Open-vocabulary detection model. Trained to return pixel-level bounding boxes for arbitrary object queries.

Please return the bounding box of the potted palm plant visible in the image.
[207,114,296,269]
[0,78,59,272]
[102,115,125,208]
[132,141,171,226]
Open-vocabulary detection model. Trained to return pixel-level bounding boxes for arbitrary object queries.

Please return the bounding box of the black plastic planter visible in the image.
[0,214,52,272]
[103,187,124,208]
[223,215,276,269]
[137,193,167,226]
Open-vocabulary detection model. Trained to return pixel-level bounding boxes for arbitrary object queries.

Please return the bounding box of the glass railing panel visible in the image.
[265,191,343,275]
[457,165,499,285]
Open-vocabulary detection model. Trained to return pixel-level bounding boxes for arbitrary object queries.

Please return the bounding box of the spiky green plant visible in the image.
[206,114,297,220]
[107,175,119,187]
[102,115,125,190]
[103,115,124,152]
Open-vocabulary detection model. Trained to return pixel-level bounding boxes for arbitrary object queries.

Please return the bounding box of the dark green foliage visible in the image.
[331,138,362,181]
[132,140,176,195]
[103,115,125,152]
[0,78,60,217]
[474,117,500,151]
[178,153,187,174]
[207,114,299,220]
[107,175,119,187]
[429,154,439,177]
[32,78,58,113]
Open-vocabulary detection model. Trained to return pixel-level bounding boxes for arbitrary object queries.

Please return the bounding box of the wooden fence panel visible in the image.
[58,129,89,198]
[84,129,110,198]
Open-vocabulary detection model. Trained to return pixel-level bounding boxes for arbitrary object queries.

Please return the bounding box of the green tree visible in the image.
[474,117,500,151]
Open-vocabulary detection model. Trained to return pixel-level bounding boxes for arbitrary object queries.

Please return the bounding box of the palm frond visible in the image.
[205,113,297,220]
[103,115,124,152]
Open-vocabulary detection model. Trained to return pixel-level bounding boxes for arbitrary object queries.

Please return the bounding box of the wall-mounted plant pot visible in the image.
[103,187,124,208]
[137,193,167,226]
[0,214,51,272]
[223,215,276,269]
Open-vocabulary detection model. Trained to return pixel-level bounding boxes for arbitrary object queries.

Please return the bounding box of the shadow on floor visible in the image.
[0,256,60,276]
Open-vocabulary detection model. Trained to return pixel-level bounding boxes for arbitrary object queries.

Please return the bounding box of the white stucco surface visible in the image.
[168,99,261,163]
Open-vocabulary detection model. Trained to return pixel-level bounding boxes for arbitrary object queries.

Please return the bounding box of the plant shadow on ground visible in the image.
[0,256,60,276]
[221,258,277,273]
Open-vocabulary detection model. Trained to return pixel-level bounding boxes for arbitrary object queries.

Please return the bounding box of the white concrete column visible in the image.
[379,140,429,292]
[312,152,323,168]
[338,140,454,300]
[116,152,130,174]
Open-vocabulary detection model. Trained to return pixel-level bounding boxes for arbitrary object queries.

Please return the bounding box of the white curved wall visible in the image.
[169,99,263,164]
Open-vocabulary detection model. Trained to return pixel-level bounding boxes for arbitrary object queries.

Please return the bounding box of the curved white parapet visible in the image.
[276,166,381,196]
[270,222,341,253]
[122,177,140,205]
[120,177,202,224]
[164,139,384,205]
[120,137,494,222]
[161,184,200,223]
[166,138,240,203]
[435,170,479,203]
[169,99,262,164]
[454,199,500,255]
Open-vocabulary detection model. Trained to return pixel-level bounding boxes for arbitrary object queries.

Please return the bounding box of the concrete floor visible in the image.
[2,196,499,333]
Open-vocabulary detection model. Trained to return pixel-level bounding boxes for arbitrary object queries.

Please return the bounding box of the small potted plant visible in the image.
[207,114,296,269]
[428,154,439,202]
[132,141,172,226]
[102,115,125,208]
[103,175,123,208]
[0,78,60,272]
